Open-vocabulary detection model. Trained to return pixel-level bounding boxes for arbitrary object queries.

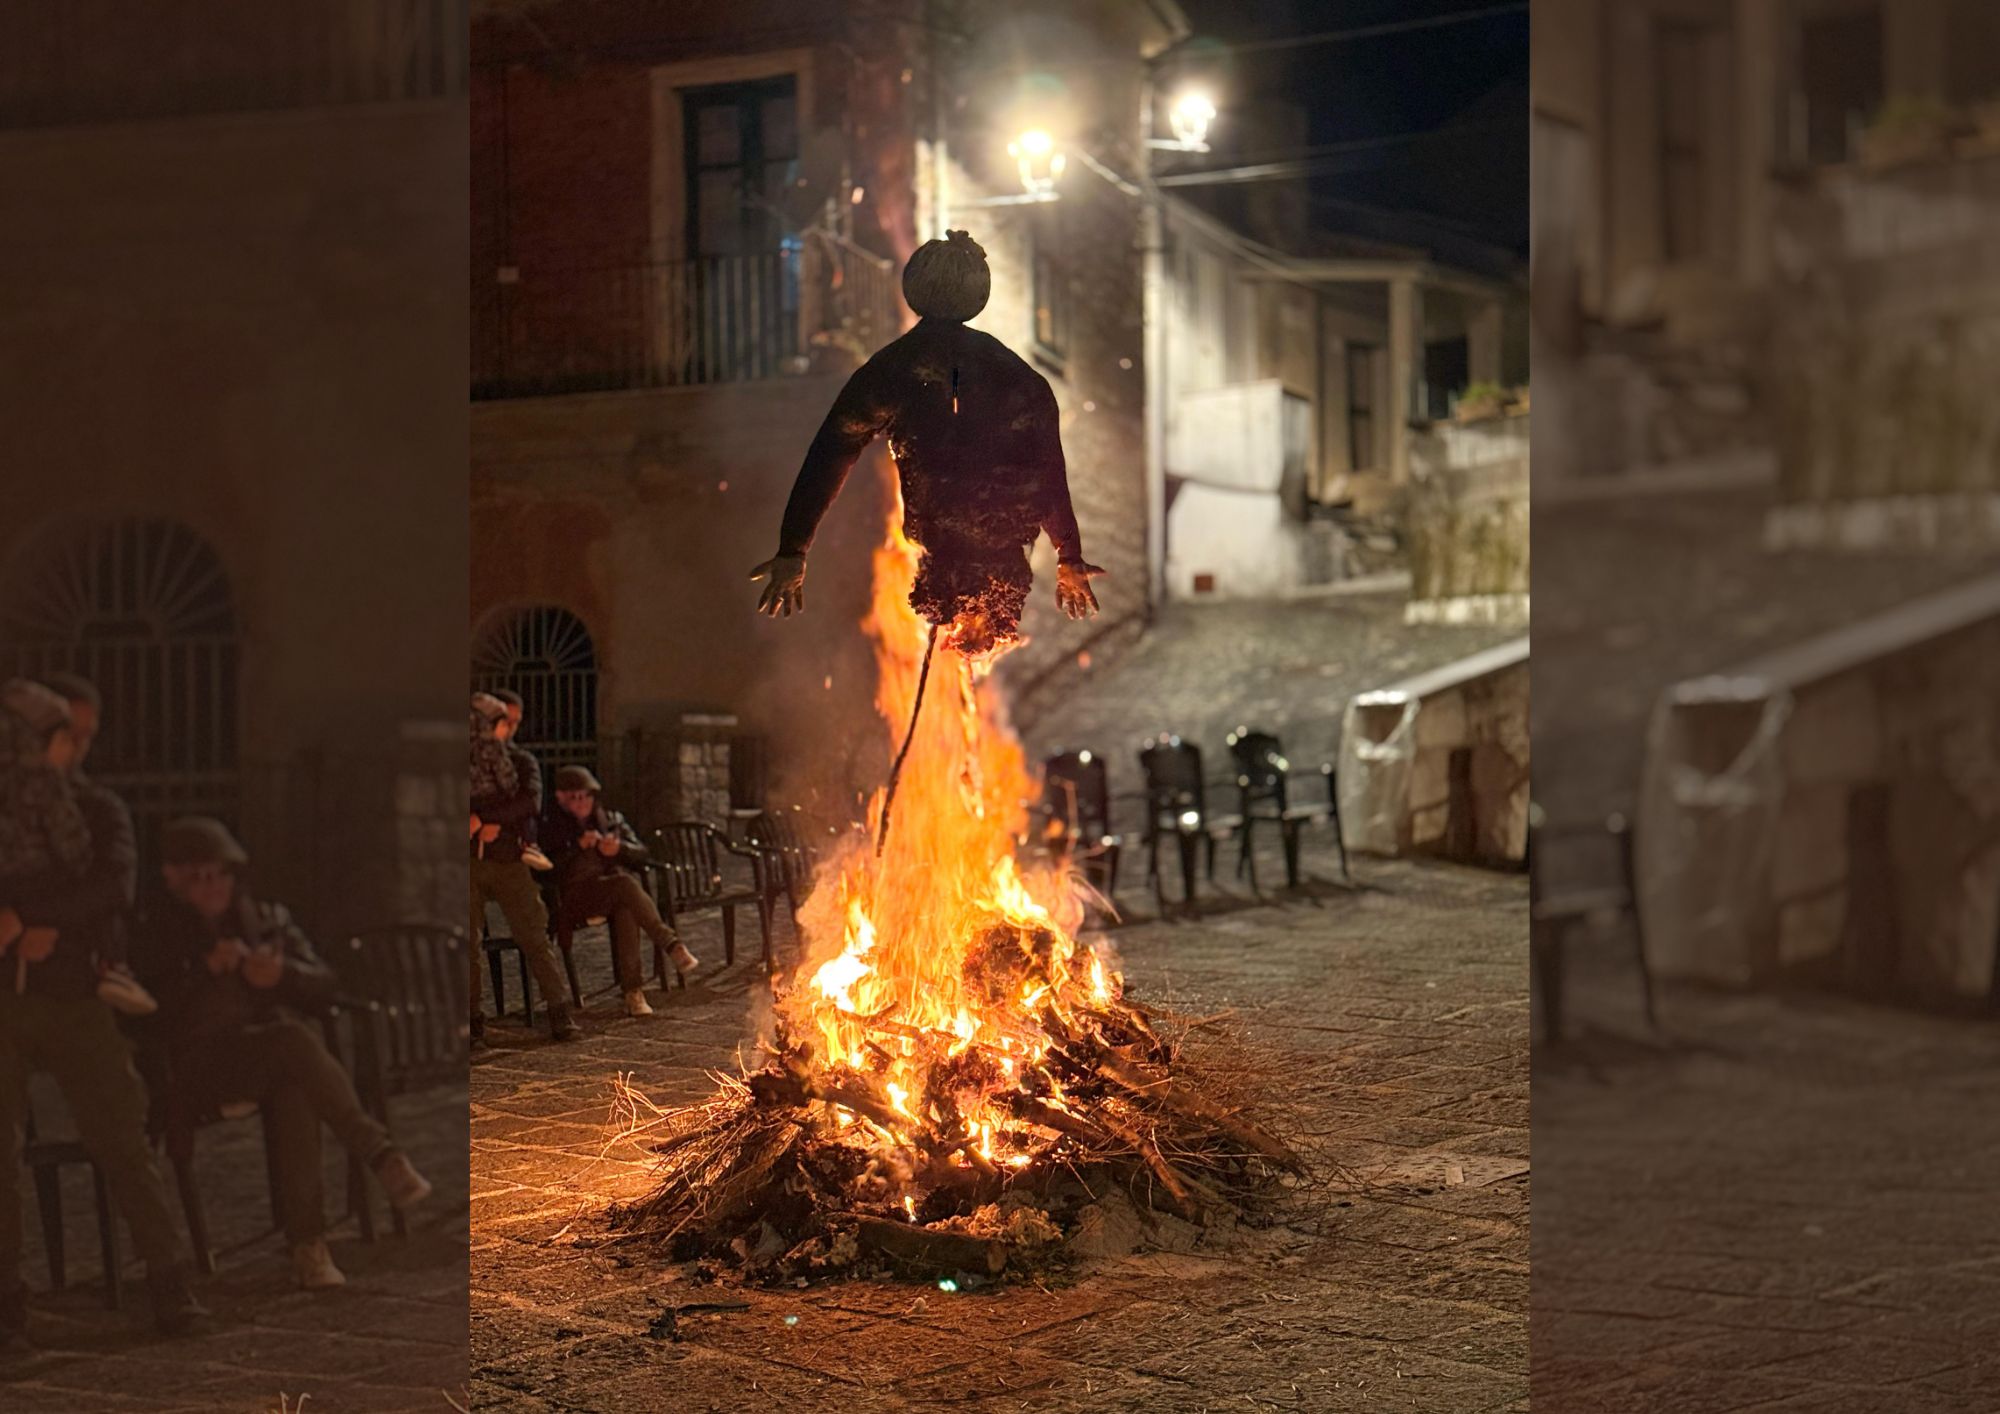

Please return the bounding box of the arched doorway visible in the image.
[472,604,599,776]
[0,516,241,853]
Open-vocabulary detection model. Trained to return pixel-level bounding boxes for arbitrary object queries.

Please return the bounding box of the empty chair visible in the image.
[1038,749,1122,902]
[646,822,773,971]
[743,806,821,927]
[333,924,468,1238]
[1528,805,1653,1043]
[1224,727,1343,893]
[1137,735,1243,916]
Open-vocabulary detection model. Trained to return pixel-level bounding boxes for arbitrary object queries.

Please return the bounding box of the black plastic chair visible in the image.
[1224,727,1343,893]
[332,924,469,1238]
[479,904,537,1023]
[647,822,772,971]
[1137,736,1243,915]
[23,1103,121,1309]
[743,807,821,927]
[1038,750,1123,902]
[1528,806,1654,1043]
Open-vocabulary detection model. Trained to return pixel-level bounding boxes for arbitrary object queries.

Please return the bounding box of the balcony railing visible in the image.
[472,238,903,401]
[0,0,467,130]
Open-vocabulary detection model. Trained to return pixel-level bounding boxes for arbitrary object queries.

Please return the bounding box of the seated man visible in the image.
[542,766,697,1017]
[138,817,432,1290]
[1,684,204,1354]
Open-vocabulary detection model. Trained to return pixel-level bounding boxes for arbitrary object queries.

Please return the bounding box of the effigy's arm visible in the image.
[1029,381,1103,619]
[754,360,894,618]
[777,361,894,558]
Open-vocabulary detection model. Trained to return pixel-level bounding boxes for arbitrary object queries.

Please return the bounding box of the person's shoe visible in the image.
[95,964,158,1016]
[373,1150,433,1212]
[547,1002,581,1042]
[622,988,654,1017]
[291,1240,347,1291]
[145,1266,210,1336]
[669,942,700,976]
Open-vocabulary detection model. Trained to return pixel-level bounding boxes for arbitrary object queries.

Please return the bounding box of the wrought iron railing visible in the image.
[473,236,902,401]
[0,0,468,130]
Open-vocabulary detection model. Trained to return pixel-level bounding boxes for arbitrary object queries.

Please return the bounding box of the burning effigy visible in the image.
[608,513,1298,1283]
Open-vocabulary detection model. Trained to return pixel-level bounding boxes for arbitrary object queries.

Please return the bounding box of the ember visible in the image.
[610,505,1297,1281]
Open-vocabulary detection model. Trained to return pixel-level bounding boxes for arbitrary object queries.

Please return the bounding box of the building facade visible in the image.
[1533,0,2000,542]
[0,0,470,940]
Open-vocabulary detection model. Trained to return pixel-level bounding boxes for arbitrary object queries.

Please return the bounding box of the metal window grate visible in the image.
[472,605,598,778]
[0,517,241,860]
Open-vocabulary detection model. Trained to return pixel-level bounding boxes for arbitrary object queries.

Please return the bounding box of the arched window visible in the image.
[472,605,598,773]
[0,516,240,843]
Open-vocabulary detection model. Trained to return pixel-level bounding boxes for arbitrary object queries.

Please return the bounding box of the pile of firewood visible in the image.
[605,990,1300,1282]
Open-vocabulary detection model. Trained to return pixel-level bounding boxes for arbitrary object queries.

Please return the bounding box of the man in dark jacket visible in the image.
[470,689,574,1042]
[542,766,698,1018]
[140,818,432,1291]
[0,675,204,1353]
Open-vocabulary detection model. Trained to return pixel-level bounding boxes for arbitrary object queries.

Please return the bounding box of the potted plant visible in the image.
[1453,380,1508,423]
[1859,96,1961,169]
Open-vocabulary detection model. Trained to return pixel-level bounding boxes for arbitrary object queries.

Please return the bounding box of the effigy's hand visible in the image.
[1056,561,1105,620]
[750,555,808,617]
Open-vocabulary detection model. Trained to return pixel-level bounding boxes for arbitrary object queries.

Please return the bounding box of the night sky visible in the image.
[1168,0,1530,263]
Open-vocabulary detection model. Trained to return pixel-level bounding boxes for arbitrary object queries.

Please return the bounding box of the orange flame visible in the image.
[774,501,1118,1169]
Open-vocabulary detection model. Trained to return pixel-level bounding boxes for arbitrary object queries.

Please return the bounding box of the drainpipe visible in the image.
[1141,70,1167,617]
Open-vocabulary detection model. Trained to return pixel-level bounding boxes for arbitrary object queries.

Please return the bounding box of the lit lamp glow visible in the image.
[1168,90,1216,150]
[1008,129,1067,196]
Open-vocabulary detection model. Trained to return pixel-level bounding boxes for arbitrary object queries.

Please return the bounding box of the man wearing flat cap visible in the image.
[542,766,698,1018]
[139,817,433,1292]
[0,683,204,1353]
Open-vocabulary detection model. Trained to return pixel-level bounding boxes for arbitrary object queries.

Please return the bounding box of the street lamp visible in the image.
[1162,90,1215,152]
[1007,129,1067,197]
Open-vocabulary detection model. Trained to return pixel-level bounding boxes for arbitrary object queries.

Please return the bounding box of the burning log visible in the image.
[851,1214,1010,1277]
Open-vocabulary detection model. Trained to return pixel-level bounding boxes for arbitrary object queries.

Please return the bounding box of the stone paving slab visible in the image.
[3,1077,470,1412]
[469,833,1528,1411]
[1533,942,2000,1413]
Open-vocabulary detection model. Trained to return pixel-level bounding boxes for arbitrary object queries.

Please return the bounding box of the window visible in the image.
[1798,5,1882,164]
[683,77,799,258]
[473,605,599,777]
[1346,343,1379,472]
[0,516,239,854]
[1030,214,1070,365]
[1656,20,1711,262]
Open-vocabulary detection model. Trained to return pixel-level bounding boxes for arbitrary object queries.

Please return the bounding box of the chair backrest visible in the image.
[335,924,469,1095]
[745,807,815,885]
[1138,735,1207,824]
[1042,750,1113,840]
[648,822,724,904]
[1225,727,1290,810]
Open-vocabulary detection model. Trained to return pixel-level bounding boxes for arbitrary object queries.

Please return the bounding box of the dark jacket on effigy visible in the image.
[777,317,1087,631]
[471,743,543,864]
[6,774,137,1001]
[138,891,340,1050]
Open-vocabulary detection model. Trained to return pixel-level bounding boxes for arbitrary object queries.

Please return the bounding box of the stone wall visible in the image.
[1768,151,2000,550]
[1340,639,1531,866]
[1403,413,1531,624]
[1638,576,2000,1004]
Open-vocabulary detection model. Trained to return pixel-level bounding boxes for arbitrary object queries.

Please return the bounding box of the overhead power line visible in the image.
[1187,3,1529,58]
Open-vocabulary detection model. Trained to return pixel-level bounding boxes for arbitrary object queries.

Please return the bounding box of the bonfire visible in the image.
[608,508,1298,1282]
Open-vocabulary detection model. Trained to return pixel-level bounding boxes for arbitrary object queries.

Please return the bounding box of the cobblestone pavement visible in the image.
[1007,592,1517,807]
[1534,944,2000,1413]
[3,1076,470,1413]
[469,833,1528,1412]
